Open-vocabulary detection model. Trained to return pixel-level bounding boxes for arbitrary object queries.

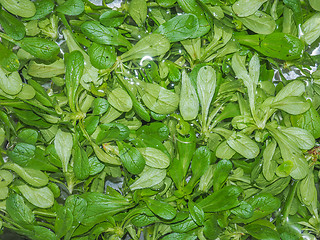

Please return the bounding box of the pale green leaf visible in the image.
[233,0,268,17]
[130,167,166,190]
[179,70,199,121]
[227,132,259,159]
[54,129,73,173]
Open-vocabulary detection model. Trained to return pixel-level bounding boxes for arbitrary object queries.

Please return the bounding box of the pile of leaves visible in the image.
[1,0,320,239]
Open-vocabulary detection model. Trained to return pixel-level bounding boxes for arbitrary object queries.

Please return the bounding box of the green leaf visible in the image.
[283,0,302,26]
[203,215,222,239]
[232,0,268,17]
[55,207,73,238]
[262,139,277,181]
[301,13,320,45]
[198,186,242,212]
[245,223,280,240]
[65,50,84,112]
[0,42,20,72]
[235,193,281,223]
[227,132,260,159]
[162,233,197,240]
[0,10,26,40]
[120,34,170,62]
[81,192,132,226]
[84,115,100,135]
[88,156,105,175]
[26,0,55,20]
[108,87,133,112]
[155,14,199,42]
[2,162,48,187]
[0,170,13,188]
[137,147,170,169]
[188,200,204,226]
[145,198,177,220]
[88,43,116,70]
[117,141,146,175]
[18,37,60,60]
[136,122,169,142]
[6,194,35,225]
[99,10,125,27]
[281,127,315,150]
[231,201,253,219]
[91,142,121,165]
[73,142,90,180]
[291,104,320,139]
[139,81,179,114]
[56,0,84,16]
[216,140,236,159]
[212,159,232,192]
[310,0,320,11]
[274,80,305,102]
[232,52,259,115]
[0,68,22,95]
[96,123,130,144]
[81,21,130,47]
[299,169,316,206]
[235,33,304,60]
[65,195,87,224]
[17,184,54,208]
[18,128,38,145]
[197,65,216,125]
[268,125,308,179]
[17,226,57,240]
[188,146,211,187]
[0,0,36,18]
[239,11,276,35]
[179,70,199,121]
[8,143,57,171]
[54,129,73,173]
[130,167,166,190]
[129,0,147,26]
[92,98,109,115]
[170,216,199,233]
[271,96,310,115]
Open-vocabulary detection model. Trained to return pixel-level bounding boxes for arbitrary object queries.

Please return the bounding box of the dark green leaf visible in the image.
[245,223,280,240]
[18,37,60,60]
[88,43,117,69]
[25,0,55,20]
[56,0,84,16]
[212,159,233,192]
[188,200,204,226]
[198,186,242,212]
[145,198,177,220]
[155,14,199,42]
[6,194,35,225]
[81,21,130,47]
[0,42,19,72]
[65,50,84,112]
[234,193,281,223]
[96,123,130,144]
[99,10,125,27]
[117,141,145,175]
[0,11,25,40]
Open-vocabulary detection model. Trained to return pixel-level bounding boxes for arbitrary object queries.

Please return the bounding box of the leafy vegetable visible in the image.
[1,1,320,239]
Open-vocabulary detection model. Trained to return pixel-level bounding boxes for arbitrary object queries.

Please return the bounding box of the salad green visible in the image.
[1,0,320,239]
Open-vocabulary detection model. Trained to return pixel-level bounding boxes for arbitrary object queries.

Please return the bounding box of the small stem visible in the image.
[33,210,57,218]
[57,13,72,31]
[0,32,16,44]
[37,221,55,230]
